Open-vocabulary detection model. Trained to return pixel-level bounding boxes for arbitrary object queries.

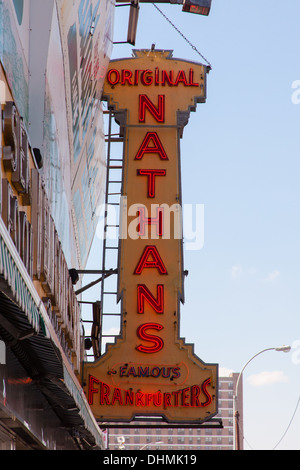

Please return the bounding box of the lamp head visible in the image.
[182,0,212,16]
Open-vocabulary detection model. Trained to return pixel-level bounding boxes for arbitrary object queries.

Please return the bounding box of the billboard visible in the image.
[83,49,218,424]
[1,0,114,269]
[56,0,114,267]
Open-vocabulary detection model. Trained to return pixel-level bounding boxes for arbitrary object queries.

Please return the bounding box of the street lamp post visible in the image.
[234,345,291,450]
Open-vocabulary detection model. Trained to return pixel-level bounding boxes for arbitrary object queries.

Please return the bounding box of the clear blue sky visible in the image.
[84,0,300,450]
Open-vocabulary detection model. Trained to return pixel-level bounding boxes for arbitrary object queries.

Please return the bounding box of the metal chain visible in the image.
[153,3,212,69]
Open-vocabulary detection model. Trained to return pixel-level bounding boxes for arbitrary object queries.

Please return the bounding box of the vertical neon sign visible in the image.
[83,50,218,423]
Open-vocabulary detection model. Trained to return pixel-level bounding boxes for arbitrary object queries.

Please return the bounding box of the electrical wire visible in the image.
[242,394,300,450]
[272,394,300,450]
[153,4,212,69]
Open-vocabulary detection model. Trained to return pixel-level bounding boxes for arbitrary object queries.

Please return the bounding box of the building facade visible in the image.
[107,373,243,451]
[0,0,114,450]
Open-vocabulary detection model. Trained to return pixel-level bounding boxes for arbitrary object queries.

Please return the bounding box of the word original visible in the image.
[107,67,202,87]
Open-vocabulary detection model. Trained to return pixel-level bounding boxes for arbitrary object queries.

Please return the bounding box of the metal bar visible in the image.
[75,270,117,296]
[115,0,183,2]
[102,313,122,316]
[76,269,117,274]
[98,420,223,429]
[105,137,124,142]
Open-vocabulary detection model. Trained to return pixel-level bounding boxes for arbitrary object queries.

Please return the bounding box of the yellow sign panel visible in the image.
[83,50,218,423]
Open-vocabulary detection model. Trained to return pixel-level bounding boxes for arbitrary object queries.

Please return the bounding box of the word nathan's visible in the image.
[84,50,218,423]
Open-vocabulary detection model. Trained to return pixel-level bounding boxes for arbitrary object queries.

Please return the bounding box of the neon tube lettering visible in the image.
[139,94,165,123]
[137,169,166,198]
[136,322,164,353]
[137,284,164,314]
[134,245,168,275]
[135,132,168,160]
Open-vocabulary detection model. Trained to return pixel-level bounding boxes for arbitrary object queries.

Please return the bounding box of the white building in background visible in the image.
[108,373,243,451]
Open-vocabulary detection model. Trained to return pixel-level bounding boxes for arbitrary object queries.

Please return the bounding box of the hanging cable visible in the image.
[272,394,300,450]
[153,3,212,69]
[242,393,300,450]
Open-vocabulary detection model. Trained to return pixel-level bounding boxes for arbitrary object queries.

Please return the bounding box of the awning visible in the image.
[0,219,104,449]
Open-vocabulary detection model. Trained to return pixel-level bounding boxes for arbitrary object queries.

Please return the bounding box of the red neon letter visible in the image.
[163,392,172,408]
[137,284,164,314]
[134,245,167,275]
[137,206,164,237]
[137,169,166,198]
[121,69,133,85]
[124,390,134,405]
[111,387,123,405]
[139,95,165,123]
[174,69,189,86]
[190,385,201,407]
[88,375,99,405]
[189,68,199,86]
[100,381,111,405]
[107,69,120,86]
[161,70,174,86]
[135,132,168,161]
[136,322,164,353]
[141,70,153,86]
[201,378,213,407]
